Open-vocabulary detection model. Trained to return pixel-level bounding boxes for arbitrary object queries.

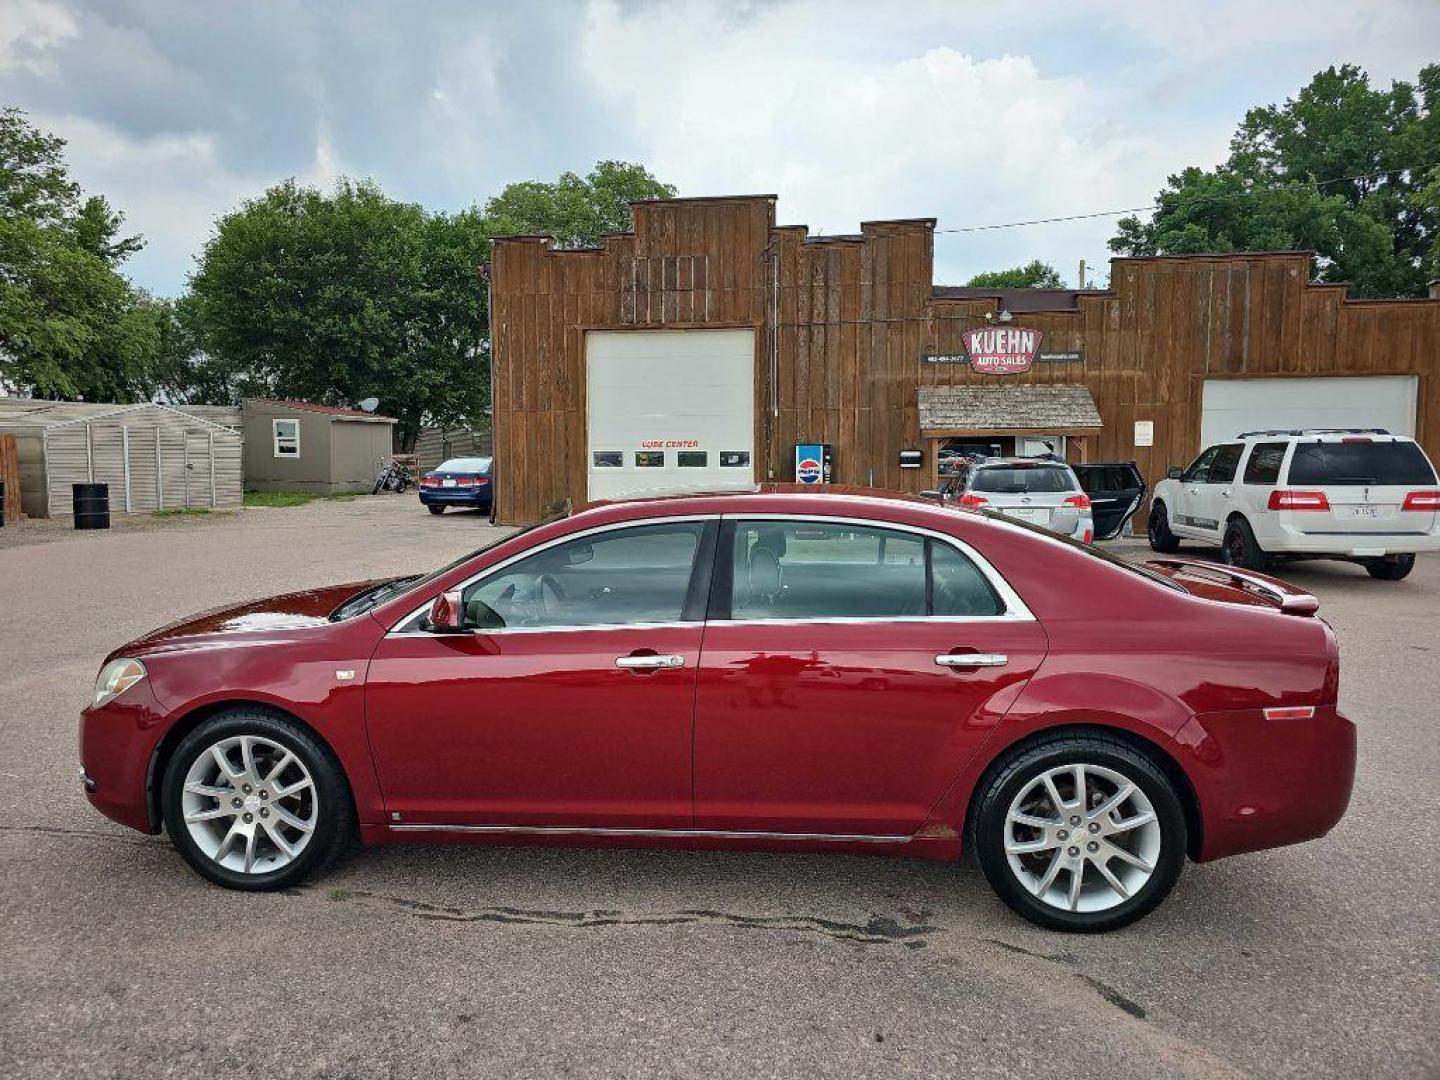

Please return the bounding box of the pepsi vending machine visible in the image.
[794,443,833,485]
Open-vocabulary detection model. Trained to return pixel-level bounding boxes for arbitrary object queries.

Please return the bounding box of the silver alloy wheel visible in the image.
[180,734,318,874]
[1004,763,1161,913]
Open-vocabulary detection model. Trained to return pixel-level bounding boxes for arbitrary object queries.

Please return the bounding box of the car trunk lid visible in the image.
[1142,557,1319,615]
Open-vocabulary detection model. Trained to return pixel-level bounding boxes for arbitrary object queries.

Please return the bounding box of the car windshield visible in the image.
[327,512,561,621]
[970,465,1077,494]
[436,457,492,473]
[1285,441,1436,486]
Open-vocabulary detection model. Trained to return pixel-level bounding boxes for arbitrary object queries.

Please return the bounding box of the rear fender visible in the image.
[921,671,1193,835]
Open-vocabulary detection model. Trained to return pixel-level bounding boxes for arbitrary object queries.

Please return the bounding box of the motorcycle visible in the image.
[373,458,414,494]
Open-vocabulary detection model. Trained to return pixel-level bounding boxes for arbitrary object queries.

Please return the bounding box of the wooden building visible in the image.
[488,194,1440,525]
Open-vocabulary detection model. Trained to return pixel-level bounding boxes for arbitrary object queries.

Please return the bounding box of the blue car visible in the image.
[418,456,494,515]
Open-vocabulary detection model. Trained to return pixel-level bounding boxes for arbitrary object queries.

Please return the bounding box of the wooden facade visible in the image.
[490,195,1440,525]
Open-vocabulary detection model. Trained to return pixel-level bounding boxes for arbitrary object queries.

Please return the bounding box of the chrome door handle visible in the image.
[935,653,1008,668]
[615,654,685,670]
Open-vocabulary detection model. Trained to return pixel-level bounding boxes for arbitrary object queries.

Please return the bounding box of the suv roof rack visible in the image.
[1234,427,1392,438]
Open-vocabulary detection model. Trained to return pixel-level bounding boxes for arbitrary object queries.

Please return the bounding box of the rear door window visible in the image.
[1286,441,1437,486]
[1207,444,1244,485]
[723,521,1004,620]
[1242,442,1287,485]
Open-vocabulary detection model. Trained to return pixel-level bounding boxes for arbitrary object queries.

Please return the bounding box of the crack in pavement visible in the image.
[322,887,936,946]
[317,885,1246,1079]
[0,823,159,847]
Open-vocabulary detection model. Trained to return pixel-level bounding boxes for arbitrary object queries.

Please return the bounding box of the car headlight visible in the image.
[93,658,147,706]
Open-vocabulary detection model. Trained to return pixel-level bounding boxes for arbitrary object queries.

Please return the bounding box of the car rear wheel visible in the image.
[1221,517,1266,570]
[1365,553,1415,580]
[161,707,354,891]
[973,735,1187,932]
[1147,503,1180,553]
[427,504,445,515]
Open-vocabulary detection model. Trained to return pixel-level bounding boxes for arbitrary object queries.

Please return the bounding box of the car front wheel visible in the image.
[1147,503,1180,553]
[973,735,1187,932]
[161,707,354,890]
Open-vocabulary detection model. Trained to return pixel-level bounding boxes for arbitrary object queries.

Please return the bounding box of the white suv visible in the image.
[1148,429,1440,580]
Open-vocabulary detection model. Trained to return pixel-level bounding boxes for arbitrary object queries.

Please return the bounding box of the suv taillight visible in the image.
[1402,490,1440,511]
[1268,489,1330,511]
[1063,493,1092,510]
[958,493,989,509]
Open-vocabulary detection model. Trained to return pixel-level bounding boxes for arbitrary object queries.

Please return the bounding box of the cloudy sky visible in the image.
[3,0,1436,296]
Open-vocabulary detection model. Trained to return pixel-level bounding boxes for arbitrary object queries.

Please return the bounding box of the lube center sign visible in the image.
[962,326,1044,374]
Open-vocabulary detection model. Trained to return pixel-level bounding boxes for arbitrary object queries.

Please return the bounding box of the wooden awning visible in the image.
[919,385,1102,434]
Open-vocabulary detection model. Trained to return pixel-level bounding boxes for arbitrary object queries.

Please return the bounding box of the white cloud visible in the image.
[37,110,352,290]
[0,0,77,74]
[579,0,1216,285]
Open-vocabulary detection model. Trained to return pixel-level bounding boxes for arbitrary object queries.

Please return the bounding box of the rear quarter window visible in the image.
[1286,441,1437,486]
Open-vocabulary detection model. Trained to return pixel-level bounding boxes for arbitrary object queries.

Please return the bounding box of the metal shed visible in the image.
[0,401,243,517]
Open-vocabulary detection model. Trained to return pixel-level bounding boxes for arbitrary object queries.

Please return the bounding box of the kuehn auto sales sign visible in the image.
[961,326,1044,374]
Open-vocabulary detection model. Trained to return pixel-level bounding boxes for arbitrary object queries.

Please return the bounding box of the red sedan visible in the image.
[80,488,1355,932]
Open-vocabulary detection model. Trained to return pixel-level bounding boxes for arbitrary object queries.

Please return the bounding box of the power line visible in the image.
[933,160,1440,236]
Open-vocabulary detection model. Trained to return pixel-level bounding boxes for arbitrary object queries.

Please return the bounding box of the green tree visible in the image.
[966,259,1065,289]
[1112,64,1440,297]
[481,160,676,247]
[0,107,158,399]
[188,179,489,449]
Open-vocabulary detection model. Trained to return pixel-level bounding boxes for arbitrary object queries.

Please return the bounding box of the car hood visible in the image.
[110,578,400,659]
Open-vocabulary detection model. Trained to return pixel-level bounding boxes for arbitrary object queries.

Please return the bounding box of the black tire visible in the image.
[972,734,1187,933]
[427,504,445,515]
[1221,516,1266,570]
[1147,502,1180,554]
[161,707,356,891]
[372,478,385,495]
[1365,553,1415,580]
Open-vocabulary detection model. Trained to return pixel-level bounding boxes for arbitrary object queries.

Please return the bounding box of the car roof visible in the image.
[571,484,967,527]
[972,457,1074,468]
[1231,429,1412,442]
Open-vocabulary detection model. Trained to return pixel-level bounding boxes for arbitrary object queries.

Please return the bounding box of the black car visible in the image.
[418,456,494,515]
[1072,462,1147,540]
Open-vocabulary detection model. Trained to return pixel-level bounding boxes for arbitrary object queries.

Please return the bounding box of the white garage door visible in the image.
[1201,376,1417,447]
[587,329,755,501]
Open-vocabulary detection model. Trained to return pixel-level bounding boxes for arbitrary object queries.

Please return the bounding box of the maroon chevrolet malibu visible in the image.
[80,488,1356,931]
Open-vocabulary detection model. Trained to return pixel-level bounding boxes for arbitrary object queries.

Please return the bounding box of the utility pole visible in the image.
[1078,258,1087,290]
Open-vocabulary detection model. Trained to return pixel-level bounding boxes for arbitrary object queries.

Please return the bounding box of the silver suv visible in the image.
[926,458,1095,542]
[1148,429,1440,580]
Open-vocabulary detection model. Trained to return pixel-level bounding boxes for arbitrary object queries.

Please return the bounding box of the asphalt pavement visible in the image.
[1,496,1435,1079]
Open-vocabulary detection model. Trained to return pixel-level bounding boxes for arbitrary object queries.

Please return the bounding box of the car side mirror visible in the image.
[427,589,468,633]
[1167,467,1183,480]
[919,489,943,501]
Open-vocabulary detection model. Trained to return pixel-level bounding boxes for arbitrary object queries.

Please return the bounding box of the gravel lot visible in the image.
[1,496,1435,1079]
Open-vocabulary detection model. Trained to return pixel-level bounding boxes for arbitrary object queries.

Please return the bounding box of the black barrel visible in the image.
[73,482,110,530]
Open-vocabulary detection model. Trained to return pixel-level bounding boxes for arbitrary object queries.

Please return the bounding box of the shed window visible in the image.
[272,419,300,458]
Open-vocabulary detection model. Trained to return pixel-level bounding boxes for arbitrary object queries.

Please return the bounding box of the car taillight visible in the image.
[420,476,440,488]
[455,477,478,487]
[1063,493,1092,509]
[477,477,489,485]
[1402,490,1440,511]
[1267,489,1329,511]
[958,493,989,509]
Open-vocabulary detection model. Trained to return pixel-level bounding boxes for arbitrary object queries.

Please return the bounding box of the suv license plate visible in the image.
[1007,508,1047,522]
[1340,505,1384,519]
